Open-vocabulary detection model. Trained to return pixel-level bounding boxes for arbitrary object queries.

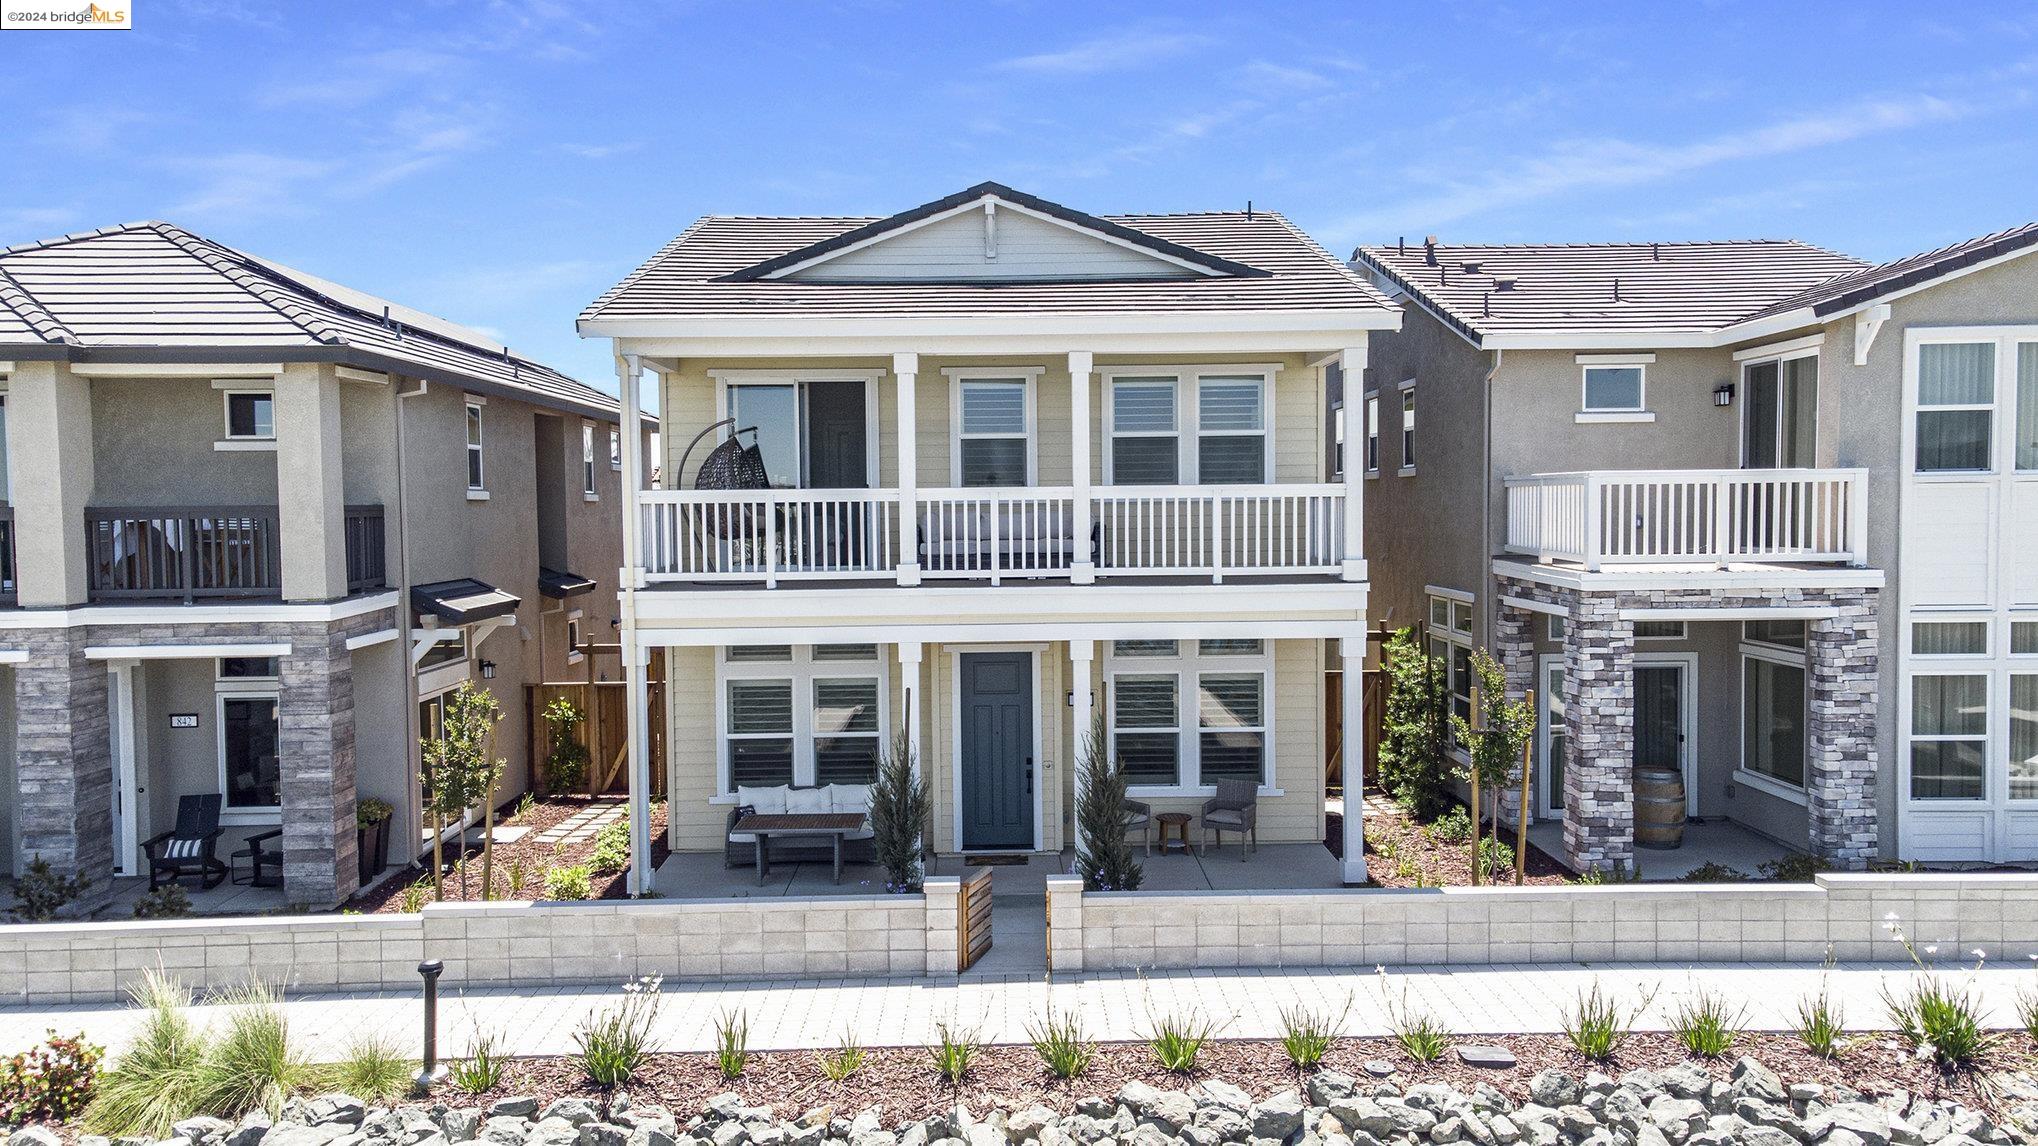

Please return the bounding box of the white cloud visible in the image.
[167,152,341,218]
[561,141,643,160]
[997,31,1213,75]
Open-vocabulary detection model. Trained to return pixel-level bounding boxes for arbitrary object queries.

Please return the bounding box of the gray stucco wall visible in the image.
[90,378,280,507]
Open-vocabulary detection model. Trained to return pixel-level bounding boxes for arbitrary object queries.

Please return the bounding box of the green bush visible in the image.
[1142,1009,1216,1073]
[928,1021,981,1086]
[1475,836,1515,883]
[322,1035,412,1103]
[448,1029,507,1095]
[1378,972,1450,1064]
[713,1009,748,1081]
[1562,980,1651,1062]
[1026,1008,1094,1080]
[1,1031,103,1126]
[1277,996,1349,1069]
[542,697,590,794]
[544,865,593,901]
[354,798,394,831]
[192,982,309,1119]
[574,977,661,1086]
[1669,988,1746,1058]
[1883,976,1996,1067]
[1426,805,1472,844]
[590,817,630,874]
[815,1033,865,1083]
[1796,986,1849,1060]
[869,732,930,893]
[11,856,91,922]
[83,973,207,1138]
[132,884,191,920]
[1379,627,1452,819]
[1680,862,1751,882]
[1074,715,1141,892]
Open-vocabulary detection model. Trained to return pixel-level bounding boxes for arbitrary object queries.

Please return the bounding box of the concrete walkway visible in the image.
[3,961,2030,1062]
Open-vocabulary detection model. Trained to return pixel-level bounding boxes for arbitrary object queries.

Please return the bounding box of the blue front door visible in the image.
[959,652,1033,850]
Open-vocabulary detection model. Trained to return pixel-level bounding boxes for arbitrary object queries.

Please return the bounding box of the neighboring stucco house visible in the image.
[579,182,1396,887]
[0,221,642,909]
[1351,222,2038,872]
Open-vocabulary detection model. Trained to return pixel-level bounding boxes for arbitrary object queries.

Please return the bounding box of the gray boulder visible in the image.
[1248,1092,1305,1141]
[8,1130,63,1146]
[478,1119,531,1146]
[1194,1081,1252,1116]
[1307,1072,1357,1107]
[489,1100,541,1121]
[1733,1059,1789,1105]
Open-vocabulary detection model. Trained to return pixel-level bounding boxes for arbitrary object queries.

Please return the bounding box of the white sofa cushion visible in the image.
[735,784,788,815]
[828,784,872,815]
[786,785,833,814]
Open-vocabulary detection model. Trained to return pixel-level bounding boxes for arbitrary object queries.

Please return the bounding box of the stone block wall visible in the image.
[1053,872,2038,970]
[5,625,115,908]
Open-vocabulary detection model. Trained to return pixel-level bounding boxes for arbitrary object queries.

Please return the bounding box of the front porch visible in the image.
[0,872,288,919]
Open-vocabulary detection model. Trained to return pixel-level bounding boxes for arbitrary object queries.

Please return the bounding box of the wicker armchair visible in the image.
[1199,778,1258,860]
[1122,798,1153,855]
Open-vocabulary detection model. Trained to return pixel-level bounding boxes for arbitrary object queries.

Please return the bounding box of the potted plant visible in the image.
[356,797,394,886]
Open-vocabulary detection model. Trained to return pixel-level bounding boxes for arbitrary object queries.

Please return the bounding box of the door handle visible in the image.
[1025,757,1034,795]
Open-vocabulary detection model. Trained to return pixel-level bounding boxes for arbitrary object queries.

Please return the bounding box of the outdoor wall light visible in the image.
[478,659,497,679]
[1713,383,1736,407]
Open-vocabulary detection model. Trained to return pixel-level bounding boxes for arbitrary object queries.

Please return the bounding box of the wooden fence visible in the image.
[527,645,667,797]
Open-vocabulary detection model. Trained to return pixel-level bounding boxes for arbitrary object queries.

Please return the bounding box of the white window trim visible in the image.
[1735,639,1810,805]
[944,366,1042,487]
[582,422,600,501]
[566,609,585,665]
[1903,669,1994,805]
[1428,593,1476,757]
[1363,391,1380,478]
[1907,617,1992,658]
[1099,365,1277,487]
[1579,362,1650,417]
[712,370,885,490]
[214,680,282,823]
[1329,399,1344,479]
[1102,639,1280,796]
[218,388,277,449]
[1904,330,2032,477]
[1397,380,1416,475]
[465,399,487,493]
[1736,344,1820,468]
[713,644,889,798]
[609,428,623,472]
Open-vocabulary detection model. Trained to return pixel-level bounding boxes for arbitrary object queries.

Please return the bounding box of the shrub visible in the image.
[1669,988,1746,1058]
[574,976,661,1086]
[1679,862,1751,882]
[1377,972,1450,1064]
[1142,1009,1216,1074]
[1074,715,1142,892]
[713,1009,748,1080]
[1562,980,1651,1062]
[544,865,593,901]
[1475,836,1515,884]
[928,1021,981,1086]
[1883,977,1995,1067]
[399,880,432,914]
[132,884,192,920]
[1026,1008,1094,1080]
[543,697,591,794]
[355,798,394,831]
[448,1028,507,1095]
[192,982,309,1119]
[1759,852,1828,882]
[1796,986,1849,1060]
[12,856,91,922]
[1425,805,1472,844]
[1277,996,1349,1069]
[1380,627,1452,819]
[590,817,630,874]
[83,972,208,1138]
[503,856,534,901]
[815,1033,865,1083]
[869,732,931,893]
[323,1035,412,1103]
[1,1031,103,1126]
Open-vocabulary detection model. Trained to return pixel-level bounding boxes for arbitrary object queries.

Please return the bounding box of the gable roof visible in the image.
[0,221,626,422]
[1354,239,1868,349]
[579,184,1398,330]
[1741,220,2038,322]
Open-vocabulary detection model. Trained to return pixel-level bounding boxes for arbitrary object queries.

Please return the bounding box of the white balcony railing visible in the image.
[640,484,1349,586]
[1503,468,1869,570]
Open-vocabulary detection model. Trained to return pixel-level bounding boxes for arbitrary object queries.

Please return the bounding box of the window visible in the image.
[610,428,622,471]
[1743,619,1806,650]
[718,645,886,792]
[2012,675,2038,800]
[1742,353,1818,468]
[1915,342,1995,472]
[956,378,1031,487]
[417,629,467,672]
[218,656,278,680]
[565,613,584,662]
[2019,344,2038,471]
[1105,640,1274,789]
[1330,402,1344,477]
[1582,365,1645,413]
[1197,375,1267,483]
[465,401,486,490]
[1109,377,1178,484]
[220,695,281,810]
[224,391,275,440]
[0,394,8,503]
[1910,674,1987,799]
[2014,621,2038,656]
[1634,621,1686,640]
[1400,385,1416,470]
[1548,614,1568,641]
[1364,394,1380,474]
[1741,654,1806,789]
[1913,621,1988,656]
[1105,369,1272,485]
[1427,592,1474,744]
[582,424,598,497]
[1541,659,1567,816]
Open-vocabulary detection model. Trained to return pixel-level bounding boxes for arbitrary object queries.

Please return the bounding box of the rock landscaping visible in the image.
[12,1051,2033,1146]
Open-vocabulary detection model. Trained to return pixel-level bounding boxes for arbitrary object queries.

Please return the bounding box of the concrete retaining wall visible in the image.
[0,877,963,1006]
[1045,872,2038,971]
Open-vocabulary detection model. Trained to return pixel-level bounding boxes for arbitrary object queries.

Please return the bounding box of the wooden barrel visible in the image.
[1635,767,1686,849]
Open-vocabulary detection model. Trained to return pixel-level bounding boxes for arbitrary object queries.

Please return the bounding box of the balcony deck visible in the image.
[78,504,386,604]
[1504,468,1870,572]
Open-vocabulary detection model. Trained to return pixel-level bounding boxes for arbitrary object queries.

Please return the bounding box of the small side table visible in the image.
[1157,812,1193,855]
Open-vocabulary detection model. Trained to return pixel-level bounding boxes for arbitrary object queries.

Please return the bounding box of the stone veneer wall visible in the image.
[9,626,114,909]
[0,878,962,1006]
[1046,872,2038,971]
[1491,575,1880,874]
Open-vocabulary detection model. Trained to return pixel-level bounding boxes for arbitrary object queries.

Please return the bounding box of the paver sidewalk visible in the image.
[3,961,2030,1061]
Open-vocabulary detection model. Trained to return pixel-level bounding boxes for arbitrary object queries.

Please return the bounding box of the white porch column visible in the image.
[107,659,140,877]
[1068,352,1096,585]
[894,353,922,586]
[1340,634,1368,883]
[616,353,654,896]
[1068,638,1095,857]
[898,640,925,865]
[1339,346,1367,583]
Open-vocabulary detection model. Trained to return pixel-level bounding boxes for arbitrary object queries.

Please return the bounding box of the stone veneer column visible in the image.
[12,626,114,908]
[1807,587,1880,869]
[279,621,359,907]
[1563,591,1635,875]
[1490,599,1538,829]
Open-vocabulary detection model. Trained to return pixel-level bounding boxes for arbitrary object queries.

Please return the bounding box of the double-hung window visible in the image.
[1915,342,1996,473]
[1427,592,1474,743]
[1399,384,1417,471]
[1910,674,1988,799]
[582,423,598,497]
[1364,393,1380,475]
[465,400,486,491]
[719,645,886,792]
[1105,368,1271,485]
[610,428,622,471]
[1105,639,1272,790]
[952,373,1034,486]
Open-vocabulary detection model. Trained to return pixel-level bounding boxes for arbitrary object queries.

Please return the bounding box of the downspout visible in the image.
[1481,348,1502,645]
[394,376,426,864]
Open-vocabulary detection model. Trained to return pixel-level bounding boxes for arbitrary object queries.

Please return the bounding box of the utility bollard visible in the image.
[414,959,448,1091]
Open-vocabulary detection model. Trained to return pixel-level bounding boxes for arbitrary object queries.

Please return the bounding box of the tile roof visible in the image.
[580,184,1397,324]
[1741,220,2038,321]
[1354,239,1868,346]
[0,221,624,420]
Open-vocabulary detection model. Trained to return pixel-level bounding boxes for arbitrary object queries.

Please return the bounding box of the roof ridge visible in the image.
[1360,238,1855,254]
[581,216,719,323]
[146,222,351,346]
[0,219,162,258]
[0,263,81,345]
[1263,211,1396,303]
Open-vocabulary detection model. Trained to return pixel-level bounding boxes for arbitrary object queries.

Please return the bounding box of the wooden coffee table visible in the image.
[1157,812,1193,855]
[733,812,868,885]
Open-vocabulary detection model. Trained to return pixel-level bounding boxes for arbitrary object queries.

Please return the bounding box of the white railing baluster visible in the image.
[1501,468,1869,571]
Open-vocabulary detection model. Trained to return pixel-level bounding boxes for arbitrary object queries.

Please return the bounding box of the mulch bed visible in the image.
[1336,796,1573,888]
[346,796,672,913]
[484,1032,2037,1122]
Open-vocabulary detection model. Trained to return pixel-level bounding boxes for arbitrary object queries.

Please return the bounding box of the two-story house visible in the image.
[0,221,641,910]
[579,183,1397,889]
[1352,222,2038,873]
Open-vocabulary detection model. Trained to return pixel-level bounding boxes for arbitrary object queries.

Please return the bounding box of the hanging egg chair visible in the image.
[676,418,776,544]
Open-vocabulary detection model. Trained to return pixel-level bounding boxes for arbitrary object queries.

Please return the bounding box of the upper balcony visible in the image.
[1503,468,1869,572]
[81,504,388,603]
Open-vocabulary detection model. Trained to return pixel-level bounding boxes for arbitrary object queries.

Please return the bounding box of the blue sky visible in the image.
[3,1,2035,390]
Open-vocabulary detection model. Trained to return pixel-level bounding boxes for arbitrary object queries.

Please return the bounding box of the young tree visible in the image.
[420,682,508,900]
[1379,627,1452,819]
[542,696,590,795]
[1075,714,1142,892]
[1450,649,1536,883]
[868,731,929,893]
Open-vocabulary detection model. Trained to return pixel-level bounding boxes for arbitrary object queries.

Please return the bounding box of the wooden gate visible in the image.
[528,645,666,797]
[957,867,993,971]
